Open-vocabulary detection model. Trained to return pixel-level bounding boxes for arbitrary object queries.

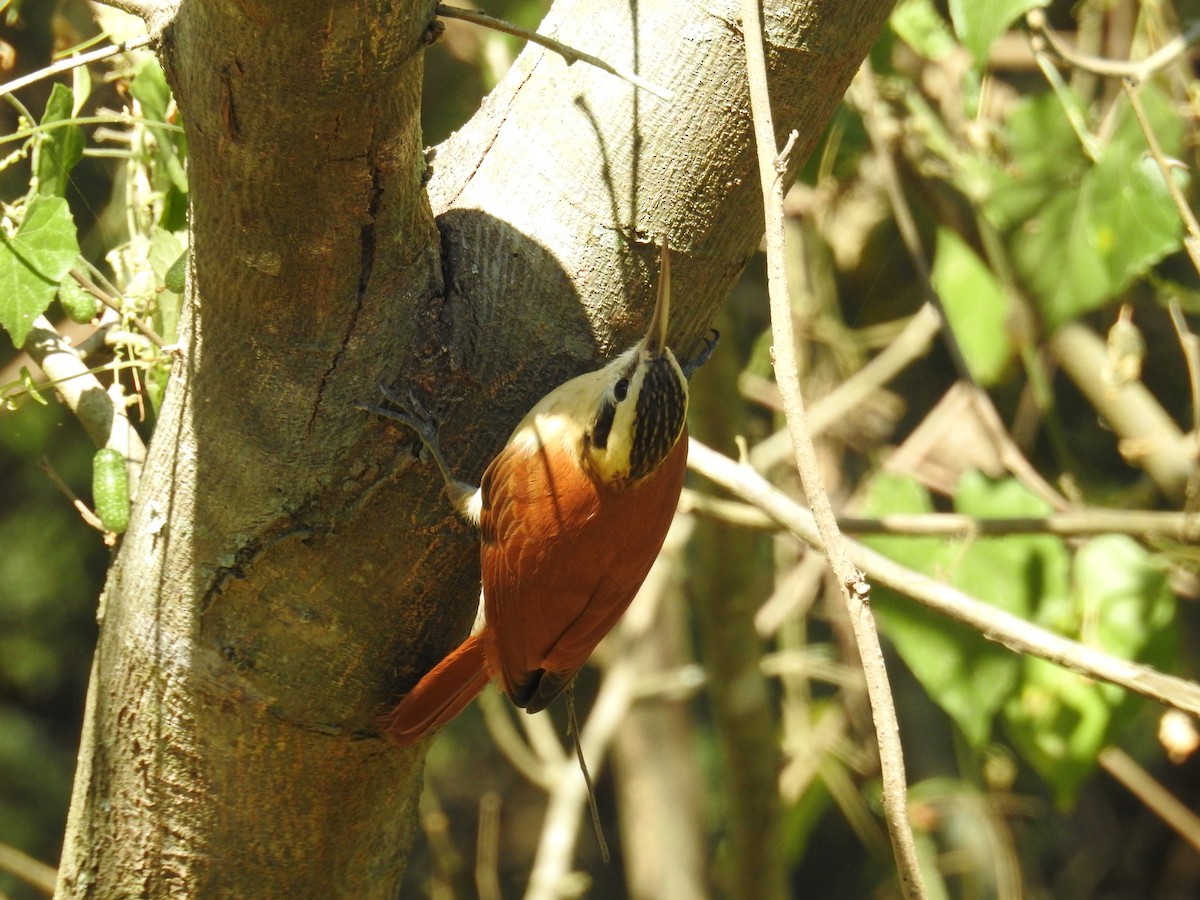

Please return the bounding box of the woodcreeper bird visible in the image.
[364,243,713,747]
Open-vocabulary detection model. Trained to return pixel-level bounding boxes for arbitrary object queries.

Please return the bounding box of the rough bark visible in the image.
[56,0,895,896]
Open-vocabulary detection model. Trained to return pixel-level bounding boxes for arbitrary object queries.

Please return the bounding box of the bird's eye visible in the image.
[614,378,630,401]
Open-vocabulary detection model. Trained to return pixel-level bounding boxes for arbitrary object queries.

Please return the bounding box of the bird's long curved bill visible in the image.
[643,240,671,353]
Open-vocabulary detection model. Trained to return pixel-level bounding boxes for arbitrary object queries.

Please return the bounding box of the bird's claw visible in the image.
[681,329,720,378]
[359,384,471,504]
[358,383,444,456]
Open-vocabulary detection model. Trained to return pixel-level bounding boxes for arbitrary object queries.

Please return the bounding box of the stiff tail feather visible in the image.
[379,634,491,747]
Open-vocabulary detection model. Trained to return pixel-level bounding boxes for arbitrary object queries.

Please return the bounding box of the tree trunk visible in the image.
[56,0,895,895]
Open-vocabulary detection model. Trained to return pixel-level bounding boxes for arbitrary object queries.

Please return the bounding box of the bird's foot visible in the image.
[358,385,475,508]
[681,329,720,378]
[360,384,444,453]
[357,384,451,468]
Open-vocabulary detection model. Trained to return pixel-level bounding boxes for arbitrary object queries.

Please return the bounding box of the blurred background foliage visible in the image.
[2,0,1200,897]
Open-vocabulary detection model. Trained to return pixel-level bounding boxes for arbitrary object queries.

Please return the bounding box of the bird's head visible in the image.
[582,243,688,484]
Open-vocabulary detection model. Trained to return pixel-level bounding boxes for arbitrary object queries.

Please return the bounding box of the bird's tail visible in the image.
[379,634,491,747]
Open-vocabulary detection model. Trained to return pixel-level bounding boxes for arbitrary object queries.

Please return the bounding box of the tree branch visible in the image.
[688,438,1200,719]
[95,0,163,22]
[21,316,147,492]
[740,1,927,895]
[1027,8,1200,82]
[1048,321,1193,503]
[0,35,155,101]
[1099,745,1200,854]
[683,491,1200,541]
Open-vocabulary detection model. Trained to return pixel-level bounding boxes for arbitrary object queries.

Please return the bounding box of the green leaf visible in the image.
[71,61,91,115]
[954,469,1053,519]
[144,231,184,414]
[1004,536,1174,804]
[932,229,1013,384]
[149,229,185,344]
[129,59,188,193]
[1088,152,1180,294]
[1075,536,1174,661]
[34,83,84,198]
[986,93,1086,231]
[1014,153,1179,329]
[865,475,1026,748]
[948,0,1048,63]
[877,588,1022,749]
[891,0,957,61]
[1004,656,1117,807]
[952,472,1069,616]
[0,196,81,347]
[868,474,1074,750]
[992,84,1184,329]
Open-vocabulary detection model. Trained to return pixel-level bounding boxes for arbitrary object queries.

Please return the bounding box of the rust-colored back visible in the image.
[478,426,688,711]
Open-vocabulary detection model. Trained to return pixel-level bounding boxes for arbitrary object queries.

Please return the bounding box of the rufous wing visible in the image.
[478,429,688,711]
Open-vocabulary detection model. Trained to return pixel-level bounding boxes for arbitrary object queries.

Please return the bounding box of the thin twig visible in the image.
[1099,746,1200,854]
[1048,321,1193,503]
[688,437,1200,719]
[525,662,637,900]
[0,840,56,896]
[748,303,941,472]
[836,510,1200,541]
[517,702,569,769]
[1121,79,1200,277]
[740,3,926,897]
[1167,301,1200,515]
[567,687,610,863]
[478,688,555,789]
[684,489,1200,541]
[70,269,169,351]
[1027,9,1200,83]
[476,792,503,900]
[435,4,674,101]
[0,34,155,101]
[755,552,828,637]
[38,456,107,533]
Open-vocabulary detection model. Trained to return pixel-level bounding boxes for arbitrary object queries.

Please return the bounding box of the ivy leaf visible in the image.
[1075,536,1174,662]
[867,475,1026,748]
[1004,657,1118,807]
[932,228,1014,385]
[869,474,1072,750]
[947,0,1047,63]
[35,83,84,198]
[891,0,958,62]
[1004,536,1175,805]
[1012,149,1180,330]
[986,93,1085,231]
[992,85,1183,329]
[130,59,188,194]
[0,196,81,347]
